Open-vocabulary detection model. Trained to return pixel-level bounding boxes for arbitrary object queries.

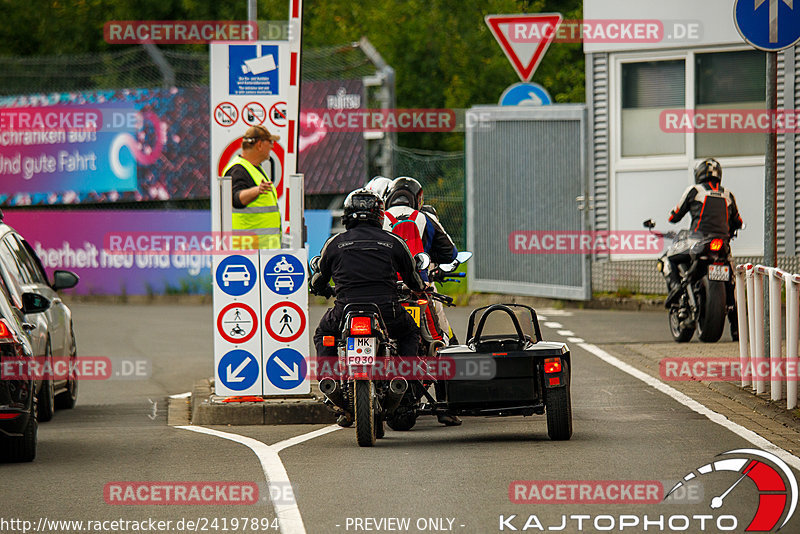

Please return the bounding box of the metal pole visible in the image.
[248,0,258,39]
[764,52,778,363]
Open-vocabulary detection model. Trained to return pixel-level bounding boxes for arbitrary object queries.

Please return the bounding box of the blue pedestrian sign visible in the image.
[216,256,257,297]
[265,348,307,389]
[218,349,259,391]
[734,0,800,51]
[263,254,305,295]
[499,82,552,106]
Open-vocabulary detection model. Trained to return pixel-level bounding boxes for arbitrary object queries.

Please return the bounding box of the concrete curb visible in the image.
[189,378,337,426]
[705,380,800,432]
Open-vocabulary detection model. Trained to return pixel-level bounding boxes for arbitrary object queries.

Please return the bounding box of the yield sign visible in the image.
[485,13,563,82]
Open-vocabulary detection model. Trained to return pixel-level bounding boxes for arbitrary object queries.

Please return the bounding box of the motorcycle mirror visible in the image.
[414,252,431,271]
[309,256,321,274]
[643,219,656,229]
[456,251,473,263]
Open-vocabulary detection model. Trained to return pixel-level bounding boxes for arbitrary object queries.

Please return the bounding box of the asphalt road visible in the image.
[2,302,799,534]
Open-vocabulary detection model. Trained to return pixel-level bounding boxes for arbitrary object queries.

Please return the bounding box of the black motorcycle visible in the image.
[644,219,733,343]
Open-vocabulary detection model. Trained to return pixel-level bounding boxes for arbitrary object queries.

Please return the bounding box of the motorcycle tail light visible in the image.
[544,357,562,374]
[350,316,372,335]
[352,372,369,379]
[710,239,723,251]
[416,299,428,306]
[322,336,335,347]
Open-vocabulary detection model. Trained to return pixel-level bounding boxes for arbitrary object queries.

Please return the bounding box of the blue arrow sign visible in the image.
[265,348,307,389]
[263,254,305,295]
[499,82,552,106]
[216,255,257,297]
[734,0,800,51]
[218,349,259,391]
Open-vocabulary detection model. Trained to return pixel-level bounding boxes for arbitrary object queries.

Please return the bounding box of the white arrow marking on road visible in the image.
[227,358,252,383]
[275,357,299,381]
[755,0,793,43]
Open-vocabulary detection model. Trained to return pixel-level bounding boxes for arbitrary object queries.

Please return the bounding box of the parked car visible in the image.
[0,270,48,462]
[0,215,79,422]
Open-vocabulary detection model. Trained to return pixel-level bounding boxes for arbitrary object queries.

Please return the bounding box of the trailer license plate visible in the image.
[346,337,376,366]
[709,264,730,281]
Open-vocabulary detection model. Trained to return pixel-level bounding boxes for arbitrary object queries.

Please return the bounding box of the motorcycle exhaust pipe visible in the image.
[382,377,408,414]
[319,377,347,411]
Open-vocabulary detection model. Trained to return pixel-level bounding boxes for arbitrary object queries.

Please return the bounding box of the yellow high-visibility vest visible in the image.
[224,156,281,249]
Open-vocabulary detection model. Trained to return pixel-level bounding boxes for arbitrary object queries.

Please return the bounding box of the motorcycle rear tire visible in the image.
[354,380,376,447]
[669,306,695,343]
[697,277,726,343]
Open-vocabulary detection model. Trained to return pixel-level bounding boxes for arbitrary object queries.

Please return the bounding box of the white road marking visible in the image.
[578,343,800,470]
[543,322,563,329]
[177,424,341,534]
[567,337,585,343]
[537,308,574,316]
[557,330,575,336]
[169,392,191,399]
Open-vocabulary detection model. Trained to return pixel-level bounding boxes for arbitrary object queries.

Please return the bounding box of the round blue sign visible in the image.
[263,254,305,295]
[265,348,307,389]
[734,0,800,51]
[216,256,257,297]
[218,349,259,391]
[499,82,552,106]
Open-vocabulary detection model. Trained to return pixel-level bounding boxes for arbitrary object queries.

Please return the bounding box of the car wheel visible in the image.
[38,341,55,422]
[55,330,78,410]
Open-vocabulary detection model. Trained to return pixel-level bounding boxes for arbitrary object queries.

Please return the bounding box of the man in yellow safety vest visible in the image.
[223,125,282,249]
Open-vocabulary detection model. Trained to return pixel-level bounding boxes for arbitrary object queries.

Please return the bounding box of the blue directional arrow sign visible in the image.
[263,254,305,295]
[218,349,259,391]
[499,82,552,106]
[265,348,307,389]
[734,0,800,51]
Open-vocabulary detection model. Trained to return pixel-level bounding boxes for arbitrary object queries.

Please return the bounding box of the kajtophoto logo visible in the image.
[666,449,797,532]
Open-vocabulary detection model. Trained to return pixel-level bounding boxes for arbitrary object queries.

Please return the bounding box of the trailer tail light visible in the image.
[350,316,372,336]
[322,336,336,347]
[544,357,562,374]
[548,377,561,386]
[0,413,20,420]
[0,319,13,342]
[710,239,723,251]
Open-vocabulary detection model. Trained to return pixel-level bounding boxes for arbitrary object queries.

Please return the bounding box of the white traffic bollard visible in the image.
[768,268,785,401]
[785,273,800,409]
[745,264,757,391]
[753,265,767,395]
[735,265,750,388]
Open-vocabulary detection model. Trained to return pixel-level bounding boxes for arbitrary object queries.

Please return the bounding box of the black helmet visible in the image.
[342,188,384,229]
[694,158,722,185]
[385,177,423,210]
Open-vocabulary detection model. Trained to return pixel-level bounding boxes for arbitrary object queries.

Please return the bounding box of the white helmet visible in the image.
[364,176,392,199]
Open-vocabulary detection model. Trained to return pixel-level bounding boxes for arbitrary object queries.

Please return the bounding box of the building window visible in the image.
[621,60,685,157]
[695,50,766,157]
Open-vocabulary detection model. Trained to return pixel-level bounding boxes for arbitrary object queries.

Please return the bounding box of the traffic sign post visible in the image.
[260,249,309,395]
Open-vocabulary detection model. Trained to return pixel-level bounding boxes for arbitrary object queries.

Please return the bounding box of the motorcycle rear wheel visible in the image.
[354,380,376,447]
[697,277,726,343]
[669,306,695,343]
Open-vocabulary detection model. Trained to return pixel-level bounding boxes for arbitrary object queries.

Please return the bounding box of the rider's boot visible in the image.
[434,382,461,426]
[665,273,682,308]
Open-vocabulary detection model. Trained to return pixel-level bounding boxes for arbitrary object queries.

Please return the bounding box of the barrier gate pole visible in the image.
[769,268,784,401]
[735,265,750,388]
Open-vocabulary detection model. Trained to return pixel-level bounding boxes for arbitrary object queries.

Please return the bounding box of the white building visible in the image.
[584,0,799,293]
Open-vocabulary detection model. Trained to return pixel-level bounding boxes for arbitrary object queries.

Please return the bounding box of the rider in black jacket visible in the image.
[311,189,425,361]
[666,158,743,339]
